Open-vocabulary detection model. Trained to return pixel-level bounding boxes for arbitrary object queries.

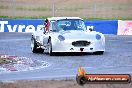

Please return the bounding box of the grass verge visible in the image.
[0,16,132,20]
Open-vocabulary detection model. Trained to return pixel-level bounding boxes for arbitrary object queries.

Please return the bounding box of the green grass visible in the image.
[83,17,132,20]
[0,16,132,20]
[0,16,49,19]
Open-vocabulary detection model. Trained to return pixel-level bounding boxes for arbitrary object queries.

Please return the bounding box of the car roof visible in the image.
[47,17,82,21]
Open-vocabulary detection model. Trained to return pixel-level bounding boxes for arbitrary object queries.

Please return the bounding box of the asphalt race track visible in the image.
[0,33,132,81]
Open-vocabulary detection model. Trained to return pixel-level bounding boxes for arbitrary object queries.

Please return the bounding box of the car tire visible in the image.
[93,51,104,55]
[38,48,44,53]
[31,37,44,53]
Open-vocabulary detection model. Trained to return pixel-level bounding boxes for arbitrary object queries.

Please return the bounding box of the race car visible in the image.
[31,17,105,55]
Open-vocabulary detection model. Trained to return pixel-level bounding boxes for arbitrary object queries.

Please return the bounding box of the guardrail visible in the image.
[85,20,118,34]
[0,19,132,35]
[118,20,132,35]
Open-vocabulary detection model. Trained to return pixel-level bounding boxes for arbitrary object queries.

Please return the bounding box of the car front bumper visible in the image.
[52,39,105,53]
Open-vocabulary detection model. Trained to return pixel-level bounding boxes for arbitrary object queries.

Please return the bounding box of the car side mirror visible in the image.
[86,26,93,32]
[38,26,46,34]
[89,28,93,31]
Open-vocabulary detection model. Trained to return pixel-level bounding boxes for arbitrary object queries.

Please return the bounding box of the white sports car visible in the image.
[31,17,105,55]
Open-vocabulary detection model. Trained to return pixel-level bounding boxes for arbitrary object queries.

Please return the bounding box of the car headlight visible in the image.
[58,35,65,41]
[96,34,101,40]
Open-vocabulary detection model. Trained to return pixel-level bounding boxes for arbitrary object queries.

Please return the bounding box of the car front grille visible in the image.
[72,41,91,47]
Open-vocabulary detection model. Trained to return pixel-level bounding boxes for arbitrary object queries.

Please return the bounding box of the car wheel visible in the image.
[31,37,44,53]
[48,39,53,56]
[93,51,104,55]
[38,48,44,53]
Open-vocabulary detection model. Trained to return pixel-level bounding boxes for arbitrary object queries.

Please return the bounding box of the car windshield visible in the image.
[51,19,86,32]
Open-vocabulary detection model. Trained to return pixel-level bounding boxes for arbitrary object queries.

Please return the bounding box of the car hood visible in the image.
[59,30,97,40]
